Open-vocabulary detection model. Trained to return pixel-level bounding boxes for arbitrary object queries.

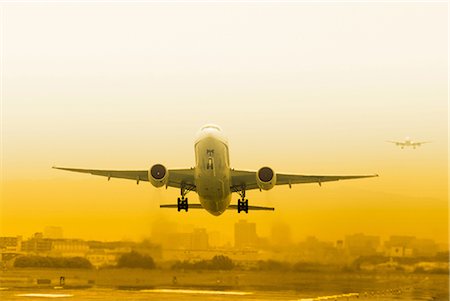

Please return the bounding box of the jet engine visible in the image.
[149,164,169,188]
[256,166,276,190]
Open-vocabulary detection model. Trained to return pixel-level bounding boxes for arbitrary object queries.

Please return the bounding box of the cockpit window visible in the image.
[201,124,222,132]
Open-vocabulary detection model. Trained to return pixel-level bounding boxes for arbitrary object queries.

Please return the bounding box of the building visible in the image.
[21,233,52,254]
[384,235,415,257]
[345,233,380,257]
[294,236,342,263]
[86,249,119,268]
[384,236,438,257]
[234,220,257,249]
[50,239,89,257]
[0,236,22,252]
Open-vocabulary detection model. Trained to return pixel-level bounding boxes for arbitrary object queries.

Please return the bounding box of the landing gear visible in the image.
[237,186,248,214]
[177,197,188,212]
[177,184,194,212]
[238,199,248,213]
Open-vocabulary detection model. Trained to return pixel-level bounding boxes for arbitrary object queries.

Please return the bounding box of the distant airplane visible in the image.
[53,124,378,216]
[387,137,431,149]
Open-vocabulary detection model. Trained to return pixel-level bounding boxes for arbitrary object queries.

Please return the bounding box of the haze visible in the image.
[0,3,447,245]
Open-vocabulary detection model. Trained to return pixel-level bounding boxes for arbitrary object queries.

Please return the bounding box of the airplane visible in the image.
[53,124,378,216]
[387,137,431,149]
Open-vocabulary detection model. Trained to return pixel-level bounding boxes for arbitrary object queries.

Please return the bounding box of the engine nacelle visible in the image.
[256,166,276,190]
[149,164,169,188]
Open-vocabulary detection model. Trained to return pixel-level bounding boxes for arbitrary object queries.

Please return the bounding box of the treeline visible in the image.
[353,254,450,267]
[12,251,157,270]
[351,255,449,274]
[252,260,338,272]
[171,257,340,272]
[14,256,92,269]
[117,251,155,269]
[172,255,234,270]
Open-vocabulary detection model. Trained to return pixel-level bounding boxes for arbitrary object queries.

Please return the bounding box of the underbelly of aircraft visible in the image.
[196,176,231,215]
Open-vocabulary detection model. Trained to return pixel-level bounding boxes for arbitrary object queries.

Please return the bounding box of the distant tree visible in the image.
[292,261,324,272]
[14,256,92,269]
[66,257,93,269]
[210,255,234,270]
[257,260,290,271]
[171,255,234,271]
[116,251,155,269]
[351,255,388,270]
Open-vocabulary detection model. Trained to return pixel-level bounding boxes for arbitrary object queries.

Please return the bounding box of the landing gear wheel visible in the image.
[238,199,248,214]
[177,197,188,212]
[236,185,248,214]
[177,184,193,212]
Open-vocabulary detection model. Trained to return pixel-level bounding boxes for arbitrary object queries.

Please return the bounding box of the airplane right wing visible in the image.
[53,166,196,190]
[230,169,378,191]
[412,141,431,146]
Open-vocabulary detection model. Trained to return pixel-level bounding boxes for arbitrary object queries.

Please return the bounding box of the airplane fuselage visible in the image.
[194,126,232,215]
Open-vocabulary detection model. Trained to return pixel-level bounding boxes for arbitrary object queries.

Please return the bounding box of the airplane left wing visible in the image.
[230,169,378,191]
[386,141,402,145]
[52,167,196,190]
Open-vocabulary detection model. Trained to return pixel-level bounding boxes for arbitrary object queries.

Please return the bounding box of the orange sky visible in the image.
[0,3,448,245]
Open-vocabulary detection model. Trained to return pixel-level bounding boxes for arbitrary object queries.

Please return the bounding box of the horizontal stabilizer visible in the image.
[228,205,274,211]
[160,204,203,209]
[160,204,274,211]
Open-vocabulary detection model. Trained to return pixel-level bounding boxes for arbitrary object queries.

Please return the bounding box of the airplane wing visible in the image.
[52,167,196,190]
[412,141,431,146]
[230,169,378,191]
[386,141,403,145]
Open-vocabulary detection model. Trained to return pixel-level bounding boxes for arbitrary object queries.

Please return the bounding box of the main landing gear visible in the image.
[237,187,248,214]
[177,184,193,212]
[177,197,188,212]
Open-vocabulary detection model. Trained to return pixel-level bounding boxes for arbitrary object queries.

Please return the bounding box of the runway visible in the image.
[0,284,444,301]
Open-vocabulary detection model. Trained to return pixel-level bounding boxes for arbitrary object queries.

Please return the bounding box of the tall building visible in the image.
[234,220,257,248]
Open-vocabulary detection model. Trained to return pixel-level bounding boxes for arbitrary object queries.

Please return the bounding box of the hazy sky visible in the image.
[1,2,448,245]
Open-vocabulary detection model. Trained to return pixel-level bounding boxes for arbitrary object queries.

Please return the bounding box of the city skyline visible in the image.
[3,224,448,251]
